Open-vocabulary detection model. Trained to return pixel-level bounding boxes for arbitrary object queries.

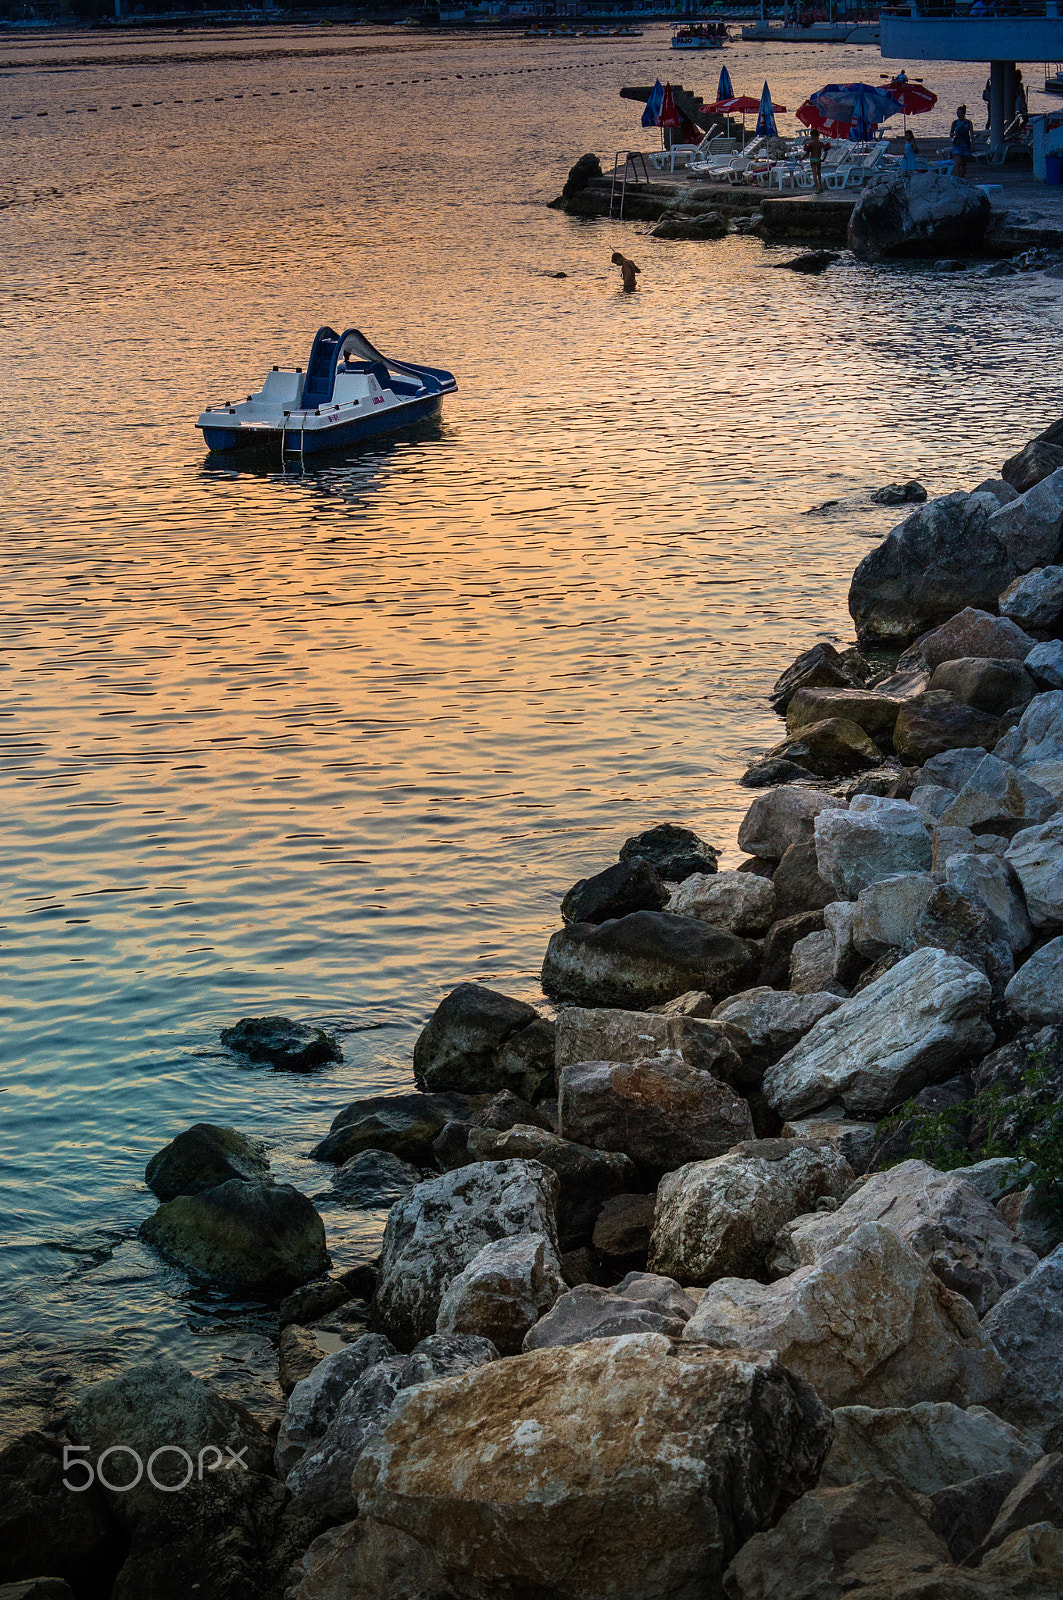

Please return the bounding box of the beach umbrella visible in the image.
[641,79,664,129]
[699,91,786,146]
[884,77,937,115]
[755,81,779,139]
[809,81,903,128]
[659,82,681,130]
[716,64,734,103]
[796,99,850,139]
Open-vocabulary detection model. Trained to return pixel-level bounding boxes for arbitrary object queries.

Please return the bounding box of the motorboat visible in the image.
[671,22,726,50]
[197,326,457,456]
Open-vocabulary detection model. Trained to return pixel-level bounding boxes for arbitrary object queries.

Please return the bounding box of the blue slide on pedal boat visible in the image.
[197,326,457,456]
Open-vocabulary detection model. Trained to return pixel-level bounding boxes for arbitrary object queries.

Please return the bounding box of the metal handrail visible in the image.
[608,150,653,220]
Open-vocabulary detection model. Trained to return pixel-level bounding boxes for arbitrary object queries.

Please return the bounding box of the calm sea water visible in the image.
[1,20,1061,1432]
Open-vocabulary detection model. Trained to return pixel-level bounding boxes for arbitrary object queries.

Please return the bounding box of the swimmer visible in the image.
[611,251,641,292]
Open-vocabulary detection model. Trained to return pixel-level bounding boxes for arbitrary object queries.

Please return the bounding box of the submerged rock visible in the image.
[145,1122,271,1202]
[310,1089,481,1167]
[140,1180,329,1294]
[328,1149,422,1207]
[353,1336,833,1600]
[220,1015,341,1071]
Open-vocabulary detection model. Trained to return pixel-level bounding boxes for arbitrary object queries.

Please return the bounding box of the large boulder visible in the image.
[139,1180,329,1294]
[554,1004,742,1082]
[1004,419,1063,493]
[310,1090,481,1167]
[982,1243,1063,1428]
[435,1234,563,1355]
[710,988,844,1079]
[813,796,931,900]
[902,883,1015,996]
[720,1477,955,1600]
[466,1122,637,1249]
[558,1051,754,1175]
[785,687,903,745]
[667,870,776,935]
[0,1431,121,1595]
[1026,639,1063,690]
[737,786,846,861]
[619,822,719,881]
[373,1159,560,1348]
[944,852,1033,953]
[848,494,1018,646]
[999,566,1063,633]
[774,1159,1037,1317]
[929,656,1037,718]
[852,873,936,959]
[938,753,1057,833]
[353,1335,833,1600]
[541,911,756,1010]
[763,717,883,779]
[986,465,1063,572]
[684,1220,1004,1409]
[275,1332,398,1478]
[220,1014,341,1071]
[995,690,1063,768]
[771,839,837,919]
[412,984,552,1101]
[286,1334,498,1520]
[523,1271,697,1350]
[649,1139,853,1285]
[820,1401,1039,1494]
[68,1358,273,1522]
[849,171,992,260]
[144,1123,271,1202]
[893,692,1000,764]
[1005,818,1063,927]
[763,949,994,1120]
[328,1148,422,1207]
[560,858,668,925]
[1005,936,1063,1026]
[904,607,1038,670]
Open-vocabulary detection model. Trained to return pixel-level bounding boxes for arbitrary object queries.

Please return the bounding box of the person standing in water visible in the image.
[950,104,974,178]
[611,251,640,292]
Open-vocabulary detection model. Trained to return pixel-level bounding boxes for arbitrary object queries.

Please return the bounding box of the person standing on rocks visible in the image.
[611,251,640,292]
[950,105,974,179]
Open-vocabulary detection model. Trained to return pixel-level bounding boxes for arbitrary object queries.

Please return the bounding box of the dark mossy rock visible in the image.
[278,1274,358,1330]
[220,1015,342,1072]
[927,657,1036,718]
[145,1122,272,1203]
[771,839,836,922]
[413,983,552,1101]
[970,1024,1063,1153]
[868,1072,973,1170]
[329,1148,422,1207]
[561,858,668,925]
[766,718,883,780]
[773,250,839,274]
[470,1089,553,1133]
[592,1192,655,1265]
[649,209,727,240]
[618,823,719,882]
[140,1180,329,1294]
[432,1120,474,1171]
[561,152,602,198]
[1002,434,1063,494]
[759,909,828,990]
[893,691,1000,764]
[541,911,756,1010]
[740,756,817,789]
[770,641,871,716]
[0,1431,121,1599]
[870,481,928,506]
[311,1090,483,1167]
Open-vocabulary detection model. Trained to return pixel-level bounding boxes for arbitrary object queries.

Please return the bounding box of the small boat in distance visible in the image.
[197,326,457,456]
[671,22,726,50]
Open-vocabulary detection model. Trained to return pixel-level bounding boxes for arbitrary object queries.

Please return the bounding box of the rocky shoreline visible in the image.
[4,424,1063,1600]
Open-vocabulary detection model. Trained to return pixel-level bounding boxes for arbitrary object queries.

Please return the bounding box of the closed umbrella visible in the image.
[659,82,681,130]
[716,64,734,103]
[641,79,664,129]
[755,80,779,139]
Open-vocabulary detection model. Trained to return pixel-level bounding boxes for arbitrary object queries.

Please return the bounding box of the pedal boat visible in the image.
[197,326,457,455]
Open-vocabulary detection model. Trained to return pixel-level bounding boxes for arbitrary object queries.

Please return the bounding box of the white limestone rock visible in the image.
[275,1332,397,1479]
[737,786,848,862]
[667,870,776,935]
[938,753,1058,833]
[1004,936,1063,1027]
[982,1243,1063,1428]
[710,988,844,1070]
[995,690,1063,768]
[683,1219,1004,1410]
[944,852,1033,954]
[999,564,1063,631]
[435,1232,564,1355]
[763,948,994,1120]
[648,1138,854,1285]
[374,1159,560,1347]
[780,1110,877,1175]
[852,872,937,959]
[554,1004,741,1080]
[814,795,932,900]
[774,1158,1037,1317]
[1005,818,1063,928]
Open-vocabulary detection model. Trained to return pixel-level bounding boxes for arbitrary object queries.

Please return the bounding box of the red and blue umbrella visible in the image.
[716,65,734,103]
[641,79,664,129]
[756,80,780,139]
[809,82,904,130]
